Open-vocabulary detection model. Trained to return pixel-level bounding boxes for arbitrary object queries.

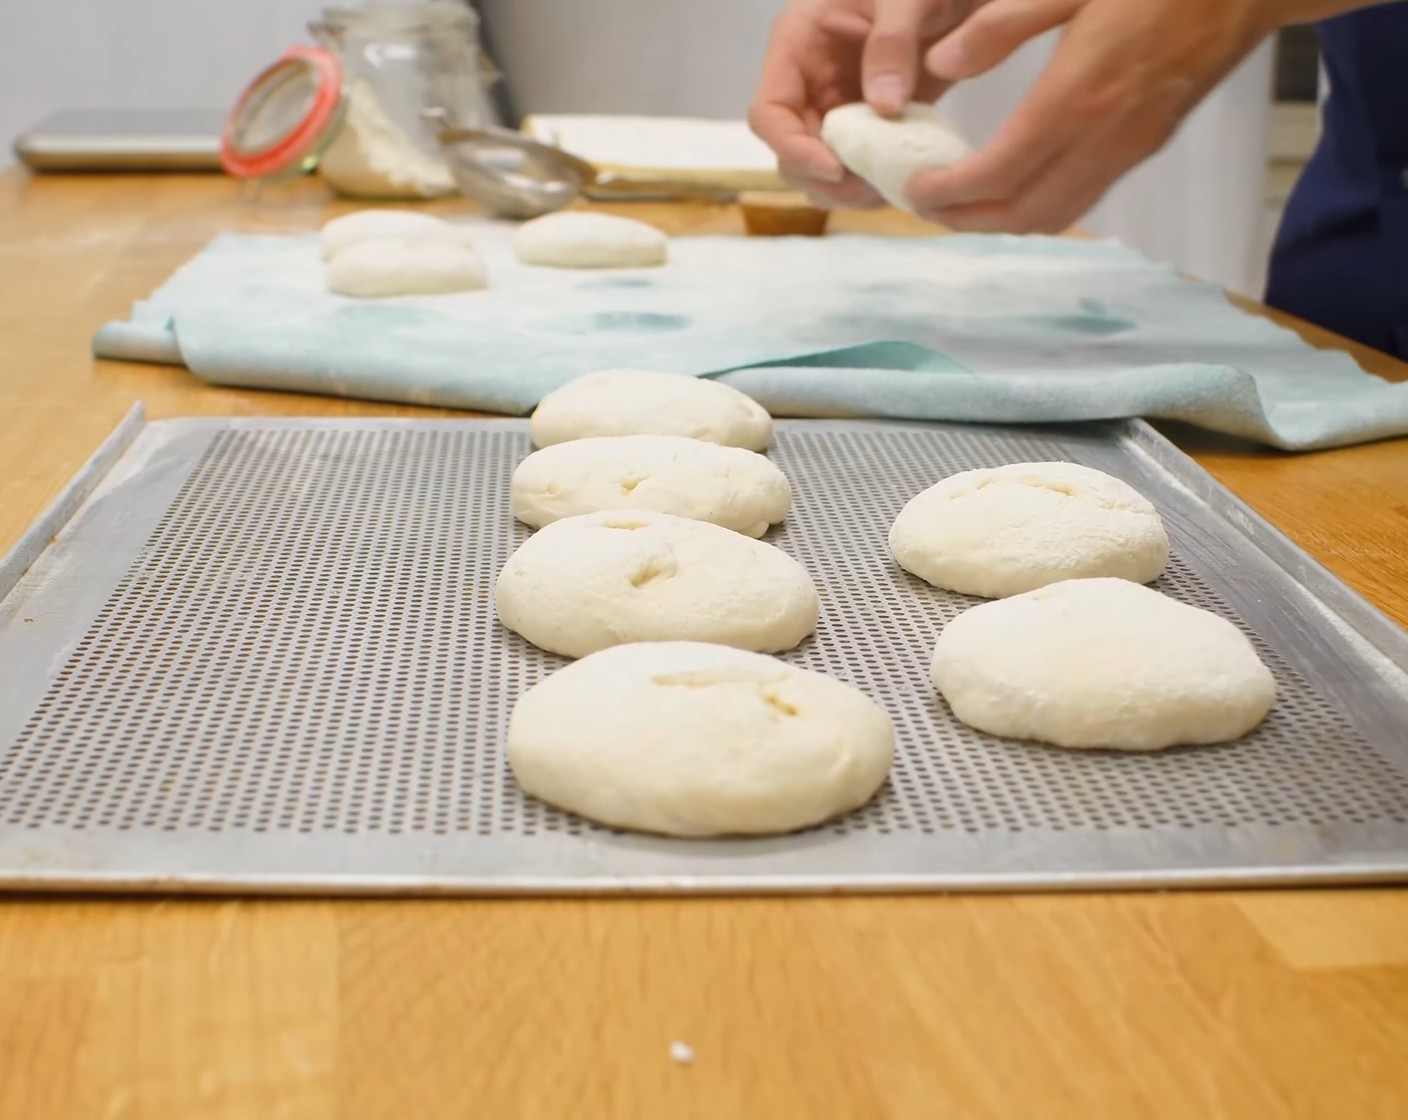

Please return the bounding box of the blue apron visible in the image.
[1266,4,1408,358]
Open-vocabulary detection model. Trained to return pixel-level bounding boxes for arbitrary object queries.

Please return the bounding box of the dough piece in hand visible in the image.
[890,462,1168,598]
[820,102,972,212]
[931,578,1276,751]
[532,369,773,451]
[514,211,667,268]
[513,435,790,538]
[320,209,477,260]
[326,238,488,297]
[496,510,818,659]
[508,641,894,836]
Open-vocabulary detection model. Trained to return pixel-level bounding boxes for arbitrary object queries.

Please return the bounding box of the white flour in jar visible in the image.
[318,78,456,199]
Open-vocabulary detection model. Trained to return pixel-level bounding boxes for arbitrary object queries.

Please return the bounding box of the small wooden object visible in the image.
[739,190,831,237]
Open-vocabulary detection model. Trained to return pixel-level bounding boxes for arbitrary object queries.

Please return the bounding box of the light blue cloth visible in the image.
[93,228,1408,450]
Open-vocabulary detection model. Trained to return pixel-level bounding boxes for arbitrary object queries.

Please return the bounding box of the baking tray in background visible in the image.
[0,408,1405,895]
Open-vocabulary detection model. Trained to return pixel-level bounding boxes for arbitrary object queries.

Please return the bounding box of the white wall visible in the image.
[0,0,325,165]
[479,0,781,119]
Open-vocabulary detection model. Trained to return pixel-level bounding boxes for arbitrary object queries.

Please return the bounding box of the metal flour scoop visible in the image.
[428,111,736,219]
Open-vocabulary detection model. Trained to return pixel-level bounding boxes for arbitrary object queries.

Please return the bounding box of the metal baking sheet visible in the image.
[1,414,1406,895]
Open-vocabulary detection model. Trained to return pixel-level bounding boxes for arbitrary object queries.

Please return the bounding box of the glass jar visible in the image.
[222,1,495,200]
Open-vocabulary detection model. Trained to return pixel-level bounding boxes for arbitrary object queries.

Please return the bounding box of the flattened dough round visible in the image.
[326,238,488,297]
[495,510,818,658]
[508,641,894,836]
[531,369,772,451]
[931,578,1276,751]
[821,101,972,212]
[513,211,667,268]
[890,462,1169,598]
[320,209,478,260]
[512,435,790,537]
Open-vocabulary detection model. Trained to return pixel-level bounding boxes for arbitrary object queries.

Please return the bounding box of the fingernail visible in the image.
[928,40,965,77]
[867,75,907,113]
[808,160,844,184]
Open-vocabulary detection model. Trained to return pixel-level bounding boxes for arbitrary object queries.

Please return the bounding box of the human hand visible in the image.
[905,0,1279,232]
[748,0,976,208]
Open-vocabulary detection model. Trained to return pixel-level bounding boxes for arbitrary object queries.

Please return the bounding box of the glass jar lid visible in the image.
[221,46,346,180]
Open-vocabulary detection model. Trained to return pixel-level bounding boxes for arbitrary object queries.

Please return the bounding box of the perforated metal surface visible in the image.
[2,417,1407,893]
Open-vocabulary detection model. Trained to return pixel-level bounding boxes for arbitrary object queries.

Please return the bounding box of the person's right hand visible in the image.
[748,0,974,208]
[900,0,1281,232]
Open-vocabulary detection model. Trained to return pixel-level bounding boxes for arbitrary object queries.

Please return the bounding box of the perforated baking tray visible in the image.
[2,408,1406,894]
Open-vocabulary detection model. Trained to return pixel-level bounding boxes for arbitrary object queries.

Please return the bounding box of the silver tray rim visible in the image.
[2,406,1405,897]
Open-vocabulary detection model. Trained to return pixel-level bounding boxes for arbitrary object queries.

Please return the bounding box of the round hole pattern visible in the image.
[0,425,1404,843]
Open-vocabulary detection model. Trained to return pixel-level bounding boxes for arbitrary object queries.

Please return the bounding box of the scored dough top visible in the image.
[507,641,895,836]
[495,509,819,659]
[512,433,791,537]
[890,461,1170,598]
[513,211,667,268]
[320,209,479,260]
[531,369,773,451]
[931,577,1277,751]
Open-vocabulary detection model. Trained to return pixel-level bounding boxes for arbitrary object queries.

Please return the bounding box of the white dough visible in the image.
[326,238,488,298]
[820,102,972,212]
[513,435,790,538]
[507,642,895,836]
[931,578,1277,751]
[320,209,477,260]
[514,211,667,268]
[531,369,773,451]
[495,510,818,659]
[890,462,1169,598]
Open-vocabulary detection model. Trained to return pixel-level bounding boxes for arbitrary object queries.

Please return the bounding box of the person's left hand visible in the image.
[904,0,1277,232]
[748,0,976,209]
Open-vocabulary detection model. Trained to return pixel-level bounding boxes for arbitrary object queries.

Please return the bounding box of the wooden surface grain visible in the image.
[0,170,1406,1118]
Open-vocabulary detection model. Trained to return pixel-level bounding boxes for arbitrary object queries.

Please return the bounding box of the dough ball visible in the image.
[513,435,790,538]
[820,102,972,212]
[931,578,1277,751]
[326,238,488,298]
[890,462,1169,598]
[496,510,818,659]
[320,209,477,260]
[508,641,894,836]
[514,211,667,268]
[532,369,773,451]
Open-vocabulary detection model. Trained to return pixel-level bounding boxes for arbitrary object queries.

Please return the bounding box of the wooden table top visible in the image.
[0,170,1405,1118]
